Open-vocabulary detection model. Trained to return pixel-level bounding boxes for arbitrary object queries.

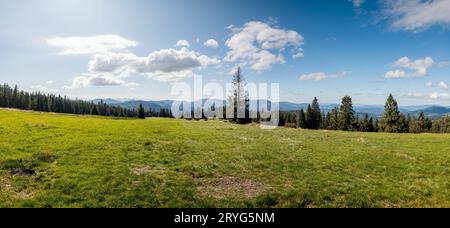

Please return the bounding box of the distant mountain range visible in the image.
[91,99,450,119]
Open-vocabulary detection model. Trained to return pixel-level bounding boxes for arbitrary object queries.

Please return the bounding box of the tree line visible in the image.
[279,94,450,134]
[0,83,170,119]
[2,79,450,134]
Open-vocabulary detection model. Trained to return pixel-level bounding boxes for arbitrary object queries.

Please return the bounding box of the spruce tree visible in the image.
[311,97,321,129]
[298,109,307,128]
[380,94,401,133]
[360,114,370,132]
[227,67,249,124]
[138,104,146,119]
[417,112,431,133]
[305,97,321,129]
[338,96,355,131]
[329,107,339,130]
[368,117,375,132]
[91,105,99,115]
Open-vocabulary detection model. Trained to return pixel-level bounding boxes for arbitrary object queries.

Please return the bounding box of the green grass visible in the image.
[0,109,449,208]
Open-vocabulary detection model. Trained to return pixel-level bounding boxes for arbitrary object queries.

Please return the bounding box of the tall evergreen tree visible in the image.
[297,109,307,128]
[138,104,146,119]
[91,105,99,115]
[380,94,401,133]
[305,97,321,129]
[338,96,355,131]
[359,114,370,132]
[368,117,375,132]
[328,107,339,130]
[227,67,250,124]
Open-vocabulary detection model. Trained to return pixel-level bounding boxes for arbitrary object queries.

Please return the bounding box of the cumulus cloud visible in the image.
[49,35,220,86]
[46,35,138,55]
[224,21,304,71]
[74,47,220,85]
[385,56,435,78]
[381,0,450,31]
[204,39,219,48]
[85,48,220,81]
[299,71,352,81]
[176,40,190,47]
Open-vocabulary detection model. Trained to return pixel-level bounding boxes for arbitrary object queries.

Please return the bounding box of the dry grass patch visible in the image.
[129,166,167,176]
[0,177,35,200]
[197,176,267,199]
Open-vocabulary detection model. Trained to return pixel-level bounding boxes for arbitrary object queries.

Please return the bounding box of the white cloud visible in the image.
[385,56,435,78]
[69,73,127,88]
[351,0,365,7]
[30,85,59,93]
[51,35,220,87]
[204,39,219,48]
[408,91,450,100]
[224,21,304,71]
[425,81,448,90]
[381,0,450,31]
[84,47,220,83]
[292,48,304,59]
[46,35,138,55]
[45,80,54,85]
[176,40,190,47]
[438,81,449,90]
[385,70,407,78]
[299,71,351,81]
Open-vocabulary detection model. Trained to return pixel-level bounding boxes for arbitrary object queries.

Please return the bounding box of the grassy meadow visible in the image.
[0,109,448,208]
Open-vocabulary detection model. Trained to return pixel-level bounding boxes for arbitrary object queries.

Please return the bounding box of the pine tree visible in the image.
[360,114,370,132]
[138,104,146,119]
[311,97,321,129]
[338,96,355,131]
[227,67,249,124]
[91,105,99,115]
[305,97,321,129]
[374,119,380,132]
[306,105,314,129]
[298,109,307,128]
[417,112,429,133]
[329,107,339,130]
[380,94,401,133]
[368,117,375,132]
[398,113,409,133]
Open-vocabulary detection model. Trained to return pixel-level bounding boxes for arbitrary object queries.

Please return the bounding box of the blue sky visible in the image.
[1,0,450,105]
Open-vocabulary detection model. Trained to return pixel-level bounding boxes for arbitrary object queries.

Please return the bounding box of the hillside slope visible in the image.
[0,109,449,208]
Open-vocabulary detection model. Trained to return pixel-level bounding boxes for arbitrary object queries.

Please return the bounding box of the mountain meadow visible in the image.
[0,108,448,208]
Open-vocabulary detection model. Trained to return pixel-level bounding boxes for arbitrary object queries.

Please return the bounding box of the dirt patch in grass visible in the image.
[197,176,267,199]
[0,177,35,200]
[9,168,36,177]
[1,159,39,177]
